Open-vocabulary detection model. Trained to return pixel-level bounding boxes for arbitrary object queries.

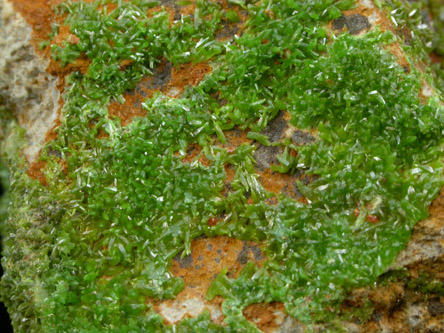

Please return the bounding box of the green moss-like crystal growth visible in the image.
[2,0,444,331]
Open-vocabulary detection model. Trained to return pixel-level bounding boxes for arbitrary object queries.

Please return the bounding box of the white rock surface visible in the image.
[0,0,59,162]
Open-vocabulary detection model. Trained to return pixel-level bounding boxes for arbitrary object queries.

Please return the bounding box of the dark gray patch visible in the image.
[216,249,222,254]
[207,243,213,251]
[332,16,347,31]
[237,242,263,264]
[133,99,142,109]
[333,14,371,35]
[194,264,201,269]
[152,61,172,89]
[174,252,193,268]
[253,144,282,172]
[215,23,240,40]
[237,241,249,264]
[136,61,172,97]
[47,147,61,158]
[421,9,432,27]
[224,183,235,197]
[371,312,382,322]
[198,254,203,261]
[291,130,316,145]
[281,185,290,197]
[260,111,287,142]
[283,184,303,200]
[249,245,263,261]
[291,183,303,199]
[299,173,313,185]
[126,88,136,96]
[428,297,444,316]
[159,0,181,20]
[212,93,228,107]
[214,257,220,263]
[291,184,304,199]
[186,144,197,156]
[135,86,147,99]
[346,14,371,35]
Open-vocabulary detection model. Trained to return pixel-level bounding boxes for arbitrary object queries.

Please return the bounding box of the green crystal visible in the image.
[2,0,444,331]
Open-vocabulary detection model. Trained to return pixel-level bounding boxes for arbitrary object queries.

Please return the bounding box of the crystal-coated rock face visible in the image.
[2,0,444,331]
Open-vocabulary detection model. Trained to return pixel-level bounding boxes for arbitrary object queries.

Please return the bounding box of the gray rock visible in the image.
[0,0,59,162]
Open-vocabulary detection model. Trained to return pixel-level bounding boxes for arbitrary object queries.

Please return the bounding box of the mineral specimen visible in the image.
[2,0,444,331]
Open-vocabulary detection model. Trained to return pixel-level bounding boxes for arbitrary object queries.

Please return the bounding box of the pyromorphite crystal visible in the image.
[2,0,444,331]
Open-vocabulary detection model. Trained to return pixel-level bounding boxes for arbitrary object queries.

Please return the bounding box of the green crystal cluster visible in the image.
[379,0,444,92]
[2,0,444,331]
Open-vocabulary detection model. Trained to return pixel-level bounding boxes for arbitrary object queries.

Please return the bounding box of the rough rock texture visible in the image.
[0,0,59,161]
[2,0,444,331]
